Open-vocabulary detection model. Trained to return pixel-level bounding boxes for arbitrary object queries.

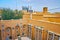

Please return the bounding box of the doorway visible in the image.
[5,27,12,40]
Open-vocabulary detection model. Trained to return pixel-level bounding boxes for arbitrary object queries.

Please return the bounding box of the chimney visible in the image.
[43,7,48,13]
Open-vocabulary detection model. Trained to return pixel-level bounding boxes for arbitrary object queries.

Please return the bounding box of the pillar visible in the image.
[35,26,43,40]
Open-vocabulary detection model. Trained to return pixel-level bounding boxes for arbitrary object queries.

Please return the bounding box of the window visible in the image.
[2,24,4,29]
[48,33,53,40]
[12,27,14,30]
[54,34,60,40]
[9,36,12,39]
[22,32,24,35]
[54,34,59,40]
[6,28,11,32]
[47,31,54,40]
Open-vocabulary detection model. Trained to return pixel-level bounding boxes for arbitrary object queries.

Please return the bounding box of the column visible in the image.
[28,24,32,39]
[39,28,42,40]
[20,23,22,37]
[35,26,43,40]
[29,25,32,39]
[35,26,38,40]
[47,31,49,40]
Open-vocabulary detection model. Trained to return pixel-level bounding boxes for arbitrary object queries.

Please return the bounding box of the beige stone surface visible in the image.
[15,37,31,40]
[21,37,31,40]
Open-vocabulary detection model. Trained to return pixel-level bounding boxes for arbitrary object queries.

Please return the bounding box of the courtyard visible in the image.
[15,37,31,40]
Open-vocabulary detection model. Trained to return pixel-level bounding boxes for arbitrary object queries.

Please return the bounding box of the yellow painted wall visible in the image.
[32,14,43,20]
[23,14,30,20]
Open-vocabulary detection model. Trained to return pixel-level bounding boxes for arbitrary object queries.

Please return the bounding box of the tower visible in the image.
[43,7,48,14]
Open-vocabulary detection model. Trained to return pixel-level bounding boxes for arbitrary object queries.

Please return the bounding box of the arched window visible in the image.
[6,28,10,32]
[6,27,11,34]
[2,24,4,29]
[12,27,14,30]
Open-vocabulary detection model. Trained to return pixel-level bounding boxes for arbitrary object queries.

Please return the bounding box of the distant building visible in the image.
[22,6,33,13]
[22,6,29,11]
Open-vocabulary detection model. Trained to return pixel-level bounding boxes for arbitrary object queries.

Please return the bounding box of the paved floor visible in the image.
[21,37,31,40]
[15,37,31,40]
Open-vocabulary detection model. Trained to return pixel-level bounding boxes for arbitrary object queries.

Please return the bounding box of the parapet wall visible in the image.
[23,12,60,23]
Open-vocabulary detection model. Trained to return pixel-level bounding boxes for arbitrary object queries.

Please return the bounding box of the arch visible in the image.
[21,24,28,37]
[15,25,20,37]
[5,27,12,40]
[5,27,12,34]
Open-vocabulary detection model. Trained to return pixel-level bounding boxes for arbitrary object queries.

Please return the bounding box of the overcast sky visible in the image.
[0,0,60,12]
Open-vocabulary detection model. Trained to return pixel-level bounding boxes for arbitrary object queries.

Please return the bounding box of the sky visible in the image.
[0,0,60,12]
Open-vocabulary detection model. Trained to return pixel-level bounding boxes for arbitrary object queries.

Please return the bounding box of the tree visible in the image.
[1,8,23,20]
[1,8,15,20]
[14,10,23,19]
